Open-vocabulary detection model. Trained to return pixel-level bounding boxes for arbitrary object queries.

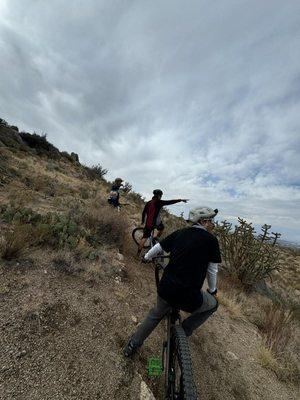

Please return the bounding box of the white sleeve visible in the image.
[144,243,163,260]
[207,262,218,292]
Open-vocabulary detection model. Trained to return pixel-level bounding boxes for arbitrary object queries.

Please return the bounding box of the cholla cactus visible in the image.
[215,218,281,287]
[122,182,132,194]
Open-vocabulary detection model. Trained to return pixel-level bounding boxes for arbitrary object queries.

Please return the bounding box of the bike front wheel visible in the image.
[168,325,198,400]
[131,227,151,249]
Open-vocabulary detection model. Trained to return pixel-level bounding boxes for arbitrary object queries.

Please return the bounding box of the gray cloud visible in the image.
[0,0,300,242]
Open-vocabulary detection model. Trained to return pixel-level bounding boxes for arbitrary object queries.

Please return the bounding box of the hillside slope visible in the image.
[0,121,299,400]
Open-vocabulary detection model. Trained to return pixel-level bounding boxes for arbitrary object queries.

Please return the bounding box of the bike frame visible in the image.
[154,261,181,399]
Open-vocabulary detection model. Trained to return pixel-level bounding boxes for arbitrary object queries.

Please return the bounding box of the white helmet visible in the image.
[188,207,218,223]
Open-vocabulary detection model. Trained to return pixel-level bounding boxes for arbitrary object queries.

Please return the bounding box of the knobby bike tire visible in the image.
[131,227,151,249]
[170,325,198,400]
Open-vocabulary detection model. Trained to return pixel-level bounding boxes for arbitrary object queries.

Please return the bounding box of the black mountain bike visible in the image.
[153,257,198,400]
[132,226,155,250]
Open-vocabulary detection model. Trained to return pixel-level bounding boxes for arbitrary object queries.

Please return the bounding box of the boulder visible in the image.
[71,152,79,162]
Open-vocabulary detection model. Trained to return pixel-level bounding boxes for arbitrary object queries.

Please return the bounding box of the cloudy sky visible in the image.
[0,0,299,242]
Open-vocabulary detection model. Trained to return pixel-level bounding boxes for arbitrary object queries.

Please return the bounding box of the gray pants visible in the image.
[131,291,218,347]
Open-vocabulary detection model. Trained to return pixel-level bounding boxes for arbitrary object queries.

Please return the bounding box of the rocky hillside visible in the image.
[0,120,299,400]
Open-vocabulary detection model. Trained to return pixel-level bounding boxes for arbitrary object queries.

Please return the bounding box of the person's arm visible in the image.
[206,263,219,294]
[206,237,222,295]
[141,204,147,224]
[144,243,163,260]
[160,199,188,206]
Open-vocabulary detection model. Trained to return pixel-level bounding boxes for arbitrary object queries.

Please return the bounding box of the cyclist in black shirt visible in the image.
[124,206,221,357]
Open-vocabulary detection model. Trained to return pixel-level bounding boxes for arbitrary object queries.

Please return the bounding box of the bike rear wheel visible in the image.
[132,227,151,249]
[168,325,198,400]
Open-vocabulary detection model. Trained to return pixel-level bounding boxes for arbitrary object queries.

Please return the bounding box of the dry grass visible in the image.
[84,262,103,285]
[0,222,50,261]
[8,187,37,208]
[257,344,279,372]
[216,275,246,319]
[218,293,245,320]
[0,225,32,260]
[52,250,83,275]
[259,303,294,355]
[80,200,129,249]
[74,237,94,259]
[257,344,300,383]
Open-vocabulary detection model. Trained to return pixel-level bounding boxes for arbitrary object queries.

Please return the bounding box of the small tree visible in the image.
[91,164,108,179]
[84,164,108,180]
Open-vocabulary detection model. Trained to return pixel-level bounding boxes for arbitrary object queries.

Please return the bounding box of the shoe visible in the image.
[123,339,139,358]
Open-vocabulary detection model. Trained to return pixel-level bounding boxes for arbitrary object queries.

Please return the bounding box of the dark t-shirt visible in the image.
[158,227,221,312]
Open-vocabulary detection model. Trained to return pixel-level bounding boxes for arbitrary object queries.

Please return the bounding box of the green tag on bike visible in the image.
[147,357,163,377]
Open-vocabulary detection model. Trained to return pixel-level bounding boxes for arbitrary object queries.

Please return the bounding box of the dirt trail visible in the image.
[0,239,299,400]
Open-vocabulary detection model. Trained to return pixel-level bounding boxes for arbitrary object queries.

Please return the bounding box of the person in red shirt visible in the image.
[138,189,188,254]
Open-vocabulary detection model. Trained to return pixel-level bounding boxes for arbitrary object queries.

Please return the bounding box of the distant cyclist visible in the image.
[137,189,188,254]
[124,206,220,357]
[107,178,123,208]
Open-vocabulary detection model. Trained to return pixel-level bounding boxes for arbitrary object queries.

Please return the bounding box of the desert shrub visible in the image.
[80,204,128,249]
[257,345,279,372]
[74,238,94,259]
[0,199,128,253]
[128,191,145,205]
[0,224,38,260]
[46,161,61,172]
[83,164,108,180]
[45,213,81,248]
[215,218,281,287]
[22,174,56,196]
[52,251,83,275]
[0,118,8,126]
[0,204,42,224]
[122,181,132,193]
[19,132,61,159]
[0,158,22,185]
[8,189,36,209]
[79,185,90,199]
[0,204,80,249]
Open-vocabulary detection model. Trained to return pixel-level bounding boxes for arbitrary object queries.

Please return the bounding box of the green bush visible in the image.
[215,218,281,287]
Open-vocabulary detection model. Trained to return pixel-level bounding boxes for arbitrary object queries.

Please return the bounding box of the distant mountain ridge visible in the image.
[278,239,300,250]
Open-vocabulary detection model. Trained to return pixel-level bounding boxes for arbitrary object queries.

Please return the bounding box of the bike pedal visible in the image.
[147,357,163,377]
